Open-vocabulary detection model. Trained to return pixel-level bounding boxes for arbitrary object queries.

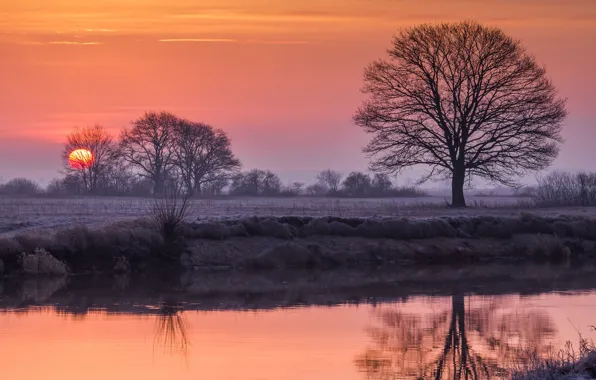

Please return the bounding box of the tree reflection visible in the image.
[153,302,189,358]
[355,295,556,379]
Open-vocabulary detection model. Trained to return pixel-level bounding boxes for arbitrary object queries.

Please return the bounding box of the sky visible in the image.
[1,0,595,186]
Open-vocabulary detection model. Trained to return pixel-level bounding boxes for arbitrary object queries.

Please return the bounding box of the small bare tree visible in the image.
[173,120,241,197]
[316,169,343,193]
[63,125,120,194]
[152,184,192,243]
[120,111,179,195]
[354,21,567,207]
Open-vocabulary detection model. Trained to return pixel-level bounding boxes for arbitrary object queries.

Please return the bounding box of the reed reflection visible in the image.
[355,295,556,379]
[153,302,189,358]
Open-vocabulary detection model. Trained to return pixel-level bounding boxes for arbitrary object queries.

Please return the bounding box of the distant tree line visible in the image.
[0,111,430,198]
[0,170,427,199]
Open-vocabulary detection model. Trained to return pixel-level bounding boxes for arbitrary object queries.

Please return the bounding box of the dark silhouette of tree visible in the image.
[120,111,179,195]
[63,125,120,194]
[306,183,328,196]
[201,174,230,196]
[371,173,393,196]
[354,21,567,207]
[0,178,41,196]
[230,169,282,196]
[173,120,241,197]
[342,171,372,197]
[316,169,343,194]
[355,295,556,379]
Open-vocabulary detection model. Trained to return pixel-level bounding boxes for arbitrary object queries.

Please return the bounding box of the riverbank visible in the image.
[1,213,596,277]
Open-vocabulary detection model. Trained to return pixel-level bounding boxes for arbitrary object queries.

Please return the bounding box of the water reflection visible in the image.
[153,302,189,357]
[0,271,595,379]
[355,295,556,379]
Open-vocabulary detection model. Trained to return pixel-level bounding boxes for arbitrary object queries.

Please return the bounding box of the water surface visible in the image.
[0,274,595,379]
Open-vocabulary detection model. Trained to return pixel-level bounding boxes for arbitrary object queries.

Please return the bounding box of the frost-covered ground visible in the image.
[1,195,595,236]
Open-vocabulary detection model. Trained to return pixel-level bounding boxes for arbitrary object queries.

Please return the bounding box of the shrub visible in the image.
[533,171,596,206]
[152,187,192,242]
[0,178,41,196]
[19,248,69,276]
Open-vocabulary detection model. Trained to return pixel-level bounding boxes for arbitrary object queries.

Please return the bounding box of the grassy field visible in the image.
[2,194,593,236]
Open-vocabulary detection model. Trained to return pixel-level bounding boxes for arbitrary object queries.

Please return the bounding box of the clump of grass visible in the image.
[511,333,596,380]
[19,248,69,276]
[152,186,192,243]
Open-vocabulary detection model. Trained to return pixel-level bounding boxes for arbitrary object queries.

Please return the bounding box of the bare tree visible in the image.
[120,112,179,195]
[354,21,567,207]
[316,169,343,193]
[306,183,327,196]
[201,174,229,196]
[342,171,372,197]
[0,178,41,196]
[63,125,120,194]
[371,173,393,195]
[173,120,241,196]
[229,169,282,196]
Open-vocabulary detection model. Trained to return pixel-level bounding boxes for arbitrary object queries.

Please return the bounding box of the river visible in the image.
[0,269,595,379]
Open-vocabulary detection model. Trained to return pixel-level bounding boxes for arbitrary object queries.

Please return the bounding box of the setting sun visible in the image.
[68,148,94,169]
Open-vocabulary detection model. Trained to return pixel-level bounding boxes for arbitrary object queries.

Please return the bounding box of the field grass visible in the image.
[3,194,594,237]
[2,195,596,277]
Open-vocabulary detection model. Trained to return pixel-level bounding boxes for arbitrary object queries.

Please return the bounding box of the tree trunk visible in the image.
[154,176,163,196]
[451,167,466,207]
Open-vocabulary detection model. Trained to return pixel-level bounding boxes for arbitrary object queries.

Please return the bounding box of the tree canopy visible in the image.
[354,21,567,207]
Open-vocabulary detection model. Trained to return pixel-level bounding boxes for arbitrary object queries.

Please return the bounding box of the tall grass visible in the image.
[511,333,596,380]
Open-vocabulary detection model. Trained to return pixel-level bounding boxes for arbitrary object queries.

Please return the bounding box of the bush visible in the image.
[533,171,596,206]
[19,248,69,276]
[0,178,41,196]
[153,187,192,242]
[229,169,282,196]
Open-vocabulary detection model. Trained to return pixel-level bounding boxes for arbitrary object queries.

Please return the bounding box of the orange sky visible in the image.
[1,1,596,184]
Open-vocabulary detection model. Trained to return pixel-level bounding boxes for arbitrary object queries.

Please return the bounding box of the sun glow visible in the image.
[68,149,94,169]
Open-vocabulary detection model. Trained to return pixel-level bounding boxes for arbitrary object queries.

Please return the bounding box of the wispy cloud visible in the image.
[158,37,309,44]
[244,39,309,45]
[84,28,116,32]
[169,11,363,24]
[158,38,237,43]
[48,41,102,45]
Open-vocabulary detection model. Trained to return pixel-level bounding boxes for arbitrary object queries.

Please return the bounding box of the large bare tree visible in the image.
[354,21,567,207]
[173,120,241,196]
[120,111,179,195]
[63,125,119,194]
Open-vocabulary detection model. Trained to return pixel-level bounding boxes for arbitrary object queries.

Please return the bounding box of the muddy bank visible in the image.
[1,213,596,276]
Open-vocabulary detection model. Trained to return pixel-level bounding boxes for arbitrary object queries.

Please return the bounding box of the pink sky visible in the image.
[1,0,595,186]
